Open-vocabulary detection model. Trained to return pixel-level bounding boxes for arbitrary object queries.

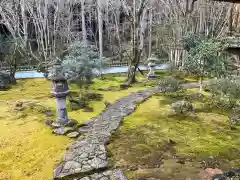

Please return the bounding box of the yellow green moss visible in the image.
[0,77,144,180]
[108,90,240,179]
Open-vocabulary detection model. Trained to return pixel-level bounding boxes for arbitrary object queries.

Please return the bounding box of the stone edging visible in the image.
[53,82,209,180]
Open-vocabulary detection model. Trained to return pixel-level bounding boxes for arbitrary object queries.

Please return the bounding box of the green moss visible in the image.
[108,90,240,179]
[184,76,210,83]
[0,77,145,180]
[0,111,70,180]
[0,72,227,180]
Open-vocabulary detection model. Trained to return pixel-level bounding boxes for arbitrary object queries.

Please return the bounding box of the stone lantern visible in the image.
[147,55,158,80]
[49,58,71,126]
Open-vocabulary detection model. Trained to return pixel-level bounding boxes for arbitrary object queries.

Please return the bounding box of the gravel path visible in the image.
[54,82,209,180]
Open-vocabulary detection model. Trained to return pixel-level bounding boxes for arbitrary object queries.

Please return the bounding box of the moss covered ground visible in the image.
[108,89,240,180]
[0,71,222,180]
[0,73,146,180]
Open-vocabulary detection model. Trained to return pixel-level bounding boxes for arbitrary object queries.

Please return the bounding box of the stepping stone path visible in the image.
[53,87,159,179]
[54,82,209,180]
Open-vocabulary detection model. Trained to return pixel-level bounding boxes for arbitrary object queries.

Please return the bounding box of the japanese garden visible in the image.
[0,0,239,180]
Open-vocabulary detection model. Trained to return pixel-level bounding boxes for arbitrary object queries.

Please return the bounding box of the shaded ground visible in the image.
[108,89,240,180]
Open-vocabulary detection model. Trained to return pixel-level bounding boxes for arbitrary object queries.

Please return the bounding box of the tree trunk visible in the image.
[228,3,234,35]
[199,0,205,96]
[199,76,203,96]
[97,0,103,58]
[81,0,87,45]
[9,71,16,84]
[114,10,123,62]
[127,51,142,84]
[126,0,147,84]
[97,0,104,78]
[9,60,17,84]
[127,0,137,84]
[199,0,205,37]
[148,8,153,58]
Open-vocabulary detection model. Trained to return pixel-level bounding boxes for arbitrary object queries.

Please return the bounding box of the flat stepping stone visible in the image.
[44,119,54,127]
[53,127,75,135]
[65,119,78,127]
[67,132,80,138]
[51,120,78,128]
[14,107,24,111]
[79,126,92,133]
[54,141,108,178]
[45,111,54,117]
[51,122,61,128]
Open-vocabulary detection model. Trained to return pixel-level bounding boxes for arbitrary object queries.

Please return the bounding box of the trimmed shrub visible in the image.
[171,100,195,115]
[158,76,181,93]
[209,78,240,109]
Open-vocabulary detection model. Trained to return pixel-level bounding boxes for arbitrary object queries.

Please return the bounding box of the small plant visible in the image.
[158,76,181,93]
[85,92,103,101]
[171,100,195,115]
[171,70,186,80]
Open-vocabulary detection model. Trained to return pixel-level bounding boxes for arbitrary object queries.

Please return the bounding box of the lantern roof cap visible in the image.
[49,57,66,81]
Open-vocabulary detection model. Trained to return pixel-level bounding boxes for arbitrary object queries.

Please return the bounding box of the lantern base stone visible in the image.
[52,119,77,128]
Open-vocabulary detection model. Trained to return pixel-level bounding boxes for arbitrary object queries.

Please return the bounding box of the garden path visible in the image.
[54,81,209,180]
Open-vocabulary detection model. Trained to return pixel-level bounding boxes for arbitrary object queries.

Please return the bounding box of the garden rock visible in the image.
[65,119,78,127]
[76,169,127,180]
[45,119,54,127]
[53,127,75,135]
[14,101,24,111]
[49,119,76,129]
[51,122,62,128]
[67,132,80,138]
[45,111,54,117]
[119,84,130,89]
[14,107,25,111]
[15,101,23,107]
[78,125,91,133]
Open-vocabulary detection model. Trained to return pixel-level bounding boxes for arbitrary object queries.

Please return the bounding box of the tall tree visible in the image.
[121,0,149,84]
[81,0,87,45]
[97,0,104,58]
